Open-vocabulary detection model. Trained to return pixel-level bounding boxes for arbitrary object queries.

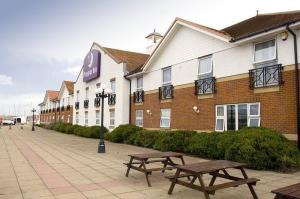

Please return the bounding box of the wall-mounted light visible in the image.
[193,106,199,113]
[281,31,289,41]
[146,109,152,115]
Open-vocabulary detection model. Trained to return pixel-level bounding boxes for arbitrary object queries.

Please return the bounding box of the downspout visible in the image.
[286,25,300,149]
[125,76,132,124]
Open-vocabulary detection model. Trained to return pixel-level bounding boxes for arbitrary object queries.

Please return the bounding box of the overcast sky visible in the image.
[0,0,299,116]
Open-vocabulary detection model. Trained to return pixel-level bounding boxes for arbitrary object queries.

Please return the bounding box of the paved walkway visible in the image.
[0,125,299,199]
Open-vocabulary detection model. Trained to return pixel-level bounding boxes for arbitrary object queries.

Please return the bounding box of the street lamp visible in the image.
[31,108,36,131]
[95,83,112,153]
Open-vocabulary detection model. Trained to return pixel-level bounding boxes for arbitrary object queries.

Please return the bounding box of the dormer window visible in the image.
[162,67,171,85]
[254,39,276,64]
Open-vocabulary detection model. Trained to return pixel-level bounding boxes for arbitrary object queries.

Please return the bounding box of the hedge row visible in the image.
[38,122,108,139]
[106,125,300,170]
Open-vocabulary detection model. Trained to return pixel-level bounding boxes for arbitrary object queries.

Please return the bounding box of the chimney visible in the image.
[145,29,163,54]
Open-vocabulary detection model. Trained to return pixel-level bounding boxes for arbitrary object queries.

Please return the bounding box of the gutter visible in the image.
[286,25,300,149]
[124,75,132,124]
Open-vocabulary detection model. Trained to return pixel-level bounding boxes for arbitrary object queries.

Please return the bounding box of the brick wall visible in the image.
[131,67,299,136]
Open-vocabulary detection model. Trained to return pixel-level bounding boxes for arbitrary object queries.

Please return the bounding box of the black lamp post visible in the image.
[31,108,36,131]
[95,84,112,153]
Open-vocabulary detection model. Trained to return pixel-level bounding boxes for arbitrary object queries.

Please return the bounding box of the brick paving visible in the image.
[0,125,299,199]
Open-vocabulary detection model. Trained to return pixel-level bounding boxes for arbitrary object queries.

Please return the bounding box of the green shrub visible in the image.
[109,124,143,143]
[153,130,196,152]
[86,126,109,138]
[134,130,162,148]
[108,125,300,170]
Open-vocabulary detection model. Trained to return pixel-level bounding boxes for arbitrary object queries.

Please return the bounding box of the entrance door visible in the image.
[227,105,236,130]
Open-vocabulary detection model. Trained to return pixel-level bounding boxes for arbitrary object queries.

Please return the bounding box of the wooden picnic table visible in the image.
[124,152,187,187]
[271,183,300,199]
[167,160,260,199]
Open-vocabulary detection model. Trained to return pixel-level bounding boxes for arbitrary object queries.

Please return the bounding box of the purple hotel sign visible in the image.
[83,49,101,82]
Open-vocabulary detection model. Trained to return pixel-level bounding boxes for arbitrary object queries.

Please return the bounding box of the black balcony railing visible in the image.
[249,64,284,89]
[159,85,174,100]
[61,106,64,111]
[49,109,52,113]
[56,107,60,112]
[52,108,56,112]
[66,105,70,111]
[108,93,116,105]
[194,77,216,95]
[94,97,101,107]
[75,102,80,110]
[133,90,144,103]
[84,100,89,108]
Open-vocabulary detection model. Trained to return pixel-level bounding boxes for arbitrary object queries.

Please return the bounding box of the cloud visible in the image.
[63,65,82,75]
[0,92,44,116]
[0,74,13,85]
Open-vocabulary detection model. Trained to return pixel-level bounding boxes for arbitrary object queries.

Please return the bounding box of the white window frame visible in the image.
[76,112,79,124]
[109,110,115,129]
[76,90,80,102]
[247,103,261,127]
[160,108,171,128]
[111,79,116,93]
[135,110,143,127]
[136,76,143,91]
[253,39,277,64]
[84,112,88,126]
[198,55,213,76]
[162,67,172,85]
[215,105,226,132]
[85,87,89,100]
[95,110,100,125]
[215,103,261,131]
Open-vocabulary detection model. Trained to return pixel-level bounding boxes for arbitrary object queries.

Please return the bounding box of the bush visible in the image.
[87,126,109,138]
[153,130,196,152]
[108,126,300,170]
[109,124,143,143]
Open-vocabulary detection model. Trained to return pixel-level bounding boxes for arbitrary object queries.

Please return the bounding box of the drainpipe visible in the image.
[286,25,300,149]
[124,76,132,124]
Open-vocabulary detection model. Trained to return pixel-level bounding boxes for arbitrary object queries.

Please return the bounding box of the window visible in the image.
[84,112,88,125]
[215,103,261,131]
[160,109,171,128]
[137,76,143,91]
[62,98,64,107]
[67,97,70,105]
[198,55,212,76]
[110,110,115,128]
[215,106,225,131]
[111,79,116,93]
[76,112,79,124]
[76,90,80,101]
[96,110,100,125]
[85,87,89,99]
[254,39,276,64]
[162,67,172,85]
[135,110,143,127]
[248,103,260,127]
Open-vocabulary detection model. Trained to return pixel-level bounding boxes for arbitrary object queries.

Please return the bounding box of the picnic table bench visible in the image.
[272,183,300,199]
[124,152,187,187]
[167,160,260,199]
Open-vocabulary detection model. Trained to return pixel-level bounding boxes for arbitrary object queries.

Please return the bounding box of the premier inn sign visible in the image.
[83,49,101,82]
